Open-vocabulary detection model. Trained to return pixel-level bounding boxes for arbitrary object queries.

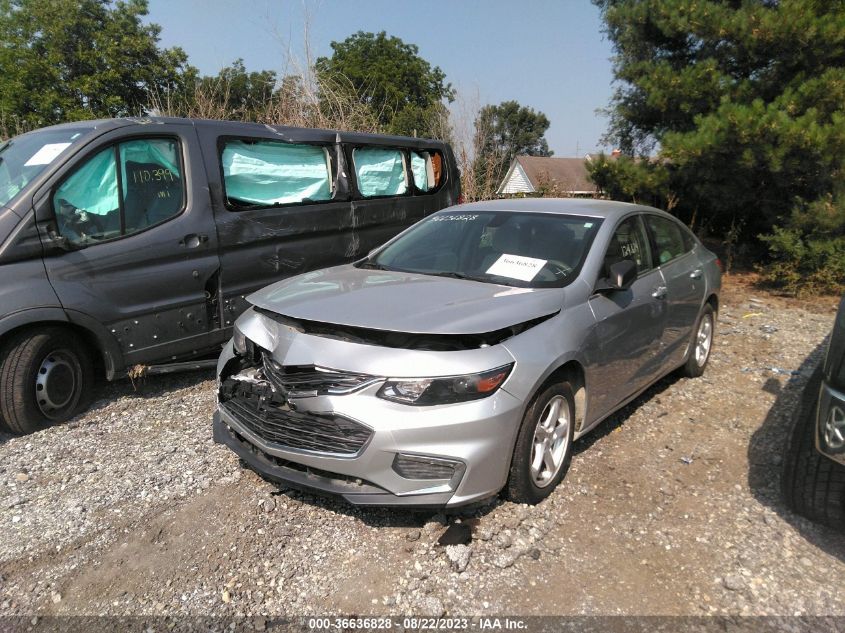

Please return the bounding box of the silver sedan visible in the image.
[213,199,721,507]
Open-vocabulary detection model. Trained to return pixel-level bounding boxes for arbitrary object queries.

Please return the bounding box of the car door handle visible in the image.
[180,234,208,248]
[689,269,702,279]
[652,286,668,299]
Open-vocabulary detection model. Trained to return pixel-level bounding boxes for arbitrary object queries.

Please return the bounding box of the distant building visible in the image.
[497,154,614,197]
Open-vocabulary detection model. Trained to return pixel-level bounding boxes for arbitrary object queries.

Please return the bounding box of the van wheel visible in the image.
[505,382,575,504]
[681,304,715,378]
[0,327,94,435]
[782,367,845,530]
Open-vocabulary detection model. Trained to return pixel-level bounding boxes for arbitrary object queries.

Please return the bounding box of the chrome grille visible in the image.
[262,353,380,398]
[221,395,372,456]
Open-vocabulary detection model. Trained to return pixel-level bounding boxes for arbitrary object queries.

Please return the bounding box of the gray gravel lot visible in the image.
[1,279,844,619]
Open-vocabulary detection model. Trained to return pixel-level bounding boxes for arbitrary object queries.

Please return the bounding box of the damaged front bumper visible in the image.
[213,312,526,507]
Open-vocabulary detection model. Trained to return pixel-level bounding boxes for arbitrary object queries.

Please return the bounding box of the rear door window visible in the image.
[353,147,407,197]
[645,215,689,265]
[53,137,184,246]
[221,140,333,208]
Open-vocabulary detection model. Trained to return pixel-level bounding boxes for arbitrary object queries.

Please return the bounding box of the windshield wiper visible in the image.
[425,271,486,282]
[356,260,392,271]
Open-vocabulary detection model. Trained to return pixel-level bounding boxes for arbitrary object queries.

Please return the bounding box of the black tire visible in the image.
[505,382,575,504]
[681,303,715,378]
[782,367,845,530]
[0,327,94,435]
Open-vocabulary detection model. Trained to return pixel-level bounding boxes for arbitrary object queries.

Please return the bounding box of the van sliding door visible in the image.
[202,127,362,327]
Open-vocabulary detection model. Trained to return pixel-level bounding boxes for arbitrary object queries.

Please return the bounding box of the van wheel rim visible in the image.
[530,395,570,488]
[35,350,79,418]
[695,313,713,366]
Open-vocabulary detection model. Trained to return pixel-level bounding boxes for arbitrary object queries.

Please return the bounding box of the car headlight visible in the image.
[377,364,514,406]
[233,325,252,357]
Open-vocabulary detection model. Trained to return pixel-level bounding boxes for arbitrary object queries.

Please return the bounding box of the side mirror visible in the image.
[608,259,638,290]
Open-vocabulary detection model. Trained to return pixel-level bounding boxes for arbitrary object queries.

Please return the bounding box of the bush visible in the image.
[759,195,845,296]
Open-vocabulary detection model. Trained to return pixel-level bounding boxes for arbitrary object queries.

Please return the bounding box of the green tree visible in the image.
[315,31,454,137]
[0,0,195,129]
[194,60,277,121]
[594,0,845,231]
[586,154,671,209]
[593,0,845,292]
[474,100,552,197]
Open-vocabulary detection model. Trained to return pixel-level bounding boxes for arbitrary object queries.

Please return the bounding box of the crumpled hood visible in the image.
[248,264,564,335]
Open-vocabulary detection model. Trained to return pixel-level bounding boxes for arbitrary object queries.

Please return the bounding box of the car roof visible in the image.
[29,117,449,147]
[450,197,674,222]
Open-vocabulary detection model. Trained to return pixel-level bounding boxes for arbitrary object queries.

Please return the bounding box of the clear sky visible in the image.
[144,0,616,156]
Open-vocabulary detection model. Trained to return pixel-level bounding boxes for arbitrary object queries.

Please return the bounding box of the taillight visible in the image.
[716,258,723,272]
[457,194,465,204]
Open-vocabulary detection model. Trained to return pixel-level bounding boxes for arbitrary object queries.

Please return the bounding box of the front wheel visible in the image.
[681,304,715,378]
[505,382,575,504]
[0,327,94,435]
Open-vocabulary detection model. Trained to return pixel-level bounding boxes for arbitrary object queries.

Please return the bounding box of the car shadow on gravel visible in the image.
[748,340,845,562]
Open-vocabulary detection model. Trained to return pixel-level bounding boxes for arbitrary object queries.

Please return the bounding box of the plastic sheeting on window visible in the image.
[221,140,332,206]
[54,139,182,218]
[411,152,430,192]
[119,139,181,195]
[54,147,118,216]
[353,148,407,197]
[120,138,183,229]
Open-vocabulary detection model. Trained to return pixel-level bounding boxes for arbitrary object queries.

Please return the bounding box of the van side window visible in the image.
[410,150,444,192]
[221,140,333,208]
[603,215,653,278]
[645,215,689,265]
[353,147,407,197]
[53,138,183,246]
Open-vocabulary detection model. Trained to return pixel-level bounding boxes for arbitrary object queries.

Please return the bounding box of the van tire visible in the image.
[782,367,845,530]
[505,382,575,505]
[0,327,94,435]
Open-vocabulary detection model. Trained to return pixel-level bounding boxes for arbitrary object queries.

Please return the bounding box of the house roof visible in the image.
[510,155,596,194]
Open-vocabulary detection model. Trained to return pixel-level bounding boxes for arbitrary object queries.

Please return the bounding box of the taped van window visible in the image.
[53,137,184,246]
[353,147,407,197]
[411,150,443,193]
[411,152,432,191]
[221,140,333,208]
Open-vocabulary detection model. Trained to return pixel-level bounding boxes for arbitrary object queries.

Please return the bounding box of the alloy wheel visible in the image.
[530,395,571,487]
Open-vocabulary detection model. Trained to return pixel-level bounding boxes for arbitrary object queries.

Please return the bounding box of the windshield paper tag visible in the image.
[24,143,72,166]
[486,253,547,281]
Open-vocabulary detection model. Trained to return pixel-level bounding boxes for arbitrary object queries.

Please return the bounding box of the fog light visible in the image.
[392,454,459,480]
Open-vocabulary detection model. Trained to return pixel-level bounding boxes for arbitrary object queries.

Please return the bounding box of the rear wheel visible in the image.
[505,382,575,504]
[681,304,714,378]
[782,367,845,530]
[0,327,94,435]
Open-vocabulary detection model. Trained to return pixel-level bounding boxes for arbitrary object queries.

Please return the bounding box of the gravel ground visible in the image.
[1,277,843,620]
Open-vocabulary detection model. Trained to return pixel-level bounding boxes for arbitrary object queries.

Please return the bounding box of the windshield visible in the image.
[0,127,91,207]
[365,210,603,288]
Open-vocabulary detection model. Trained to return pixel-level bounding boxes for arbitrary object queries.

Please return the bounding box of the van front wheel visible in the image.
[0,327,94,435]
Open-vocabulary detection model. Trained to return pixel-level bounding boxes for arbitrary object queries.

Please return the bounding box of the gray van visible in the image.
[0,117,459,434]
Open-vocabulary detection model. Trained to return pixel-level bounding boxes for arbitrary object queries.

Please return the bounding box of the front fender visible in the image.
[0,308,126,380]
